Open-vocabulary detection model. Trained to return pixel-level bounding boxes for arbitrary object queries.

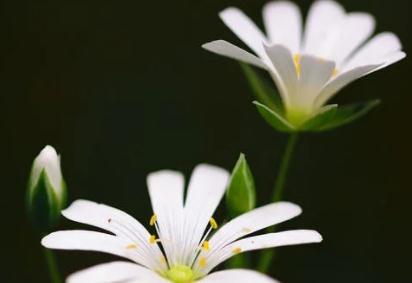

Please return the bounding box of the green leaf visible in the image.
[226,153,256,219]
[309,100,381,132]
[240,63,284,114]
[253,101,295,133]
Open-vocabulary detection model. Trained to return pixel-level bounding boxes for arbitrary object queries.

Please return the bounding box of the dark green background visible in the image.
[0,0,410,282]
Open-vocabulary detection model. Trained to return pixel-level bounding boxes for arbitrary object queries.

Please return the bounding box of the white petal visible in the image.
[344,32,403,70]
[303,0,345,56]
[368,51,406,73]
[67,261,168,283]
[327,13,375,65]
[207,202,302,254]
[183,164,230,265]
[263,44,298,109]
[201,230,322,274]
[41,230,151,266]
[199,269,280,283]
[314,64,382,108]
[61,200,165,270]
[263,1,302,54]
[147,170,185,266]
[219,7,267,57]
[31,145,63,197]
[296,55,335,109]
[202,40,268,70]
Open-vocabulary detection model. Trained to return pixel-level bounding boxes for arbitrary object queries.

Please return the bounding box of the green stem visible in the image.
[43,248,62,283]
[271,133,299,203]
[257,133,299,272]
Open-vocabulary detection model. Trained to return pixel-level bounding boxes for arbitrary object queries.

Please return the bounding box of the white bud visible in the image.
[27,145,67,230]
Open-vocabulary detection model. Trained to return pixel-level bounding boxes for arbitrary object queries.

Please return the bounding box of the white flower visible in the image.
[203,0,406,126]
[42,164,322,283]
[27,145,67,229]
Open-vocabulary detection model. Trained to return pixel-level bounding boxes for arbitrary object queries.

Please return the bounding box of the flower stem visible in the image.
[257,133,299,272]
[271,133,299,203]
[43,247,62,283]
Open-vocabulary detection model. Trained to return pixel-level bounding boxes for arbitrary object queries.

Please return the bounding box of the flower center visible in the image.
[165,265,196,283]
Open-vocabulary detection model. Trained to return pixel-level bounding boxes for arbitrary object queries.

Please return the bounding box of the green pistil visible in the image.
[165,265,196,283]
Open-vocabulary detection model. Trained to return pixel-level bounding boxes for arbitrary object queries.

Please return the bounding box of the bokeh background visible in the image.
[0,0,410,282]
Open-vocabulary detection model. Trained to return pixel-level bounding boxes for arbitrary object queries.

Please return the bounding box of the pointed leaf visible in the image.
[226,153,256,219]
[253,101,295,133]
[241,63,284,114]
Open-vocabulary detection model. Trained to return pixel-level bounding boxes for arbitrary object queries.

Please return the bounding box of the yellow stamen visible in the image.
[150,214,157,226]
[126,243,137,249]
[293,54,301,76]
[199,257,207,268]
[332,68,339,77]
[149,235,157,244]
[232,247,242,255]
[202,240,210,251]
[209,218,218,229]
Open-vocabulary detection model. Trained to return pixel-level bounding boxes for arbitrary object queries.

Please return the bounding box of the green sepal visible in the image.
[26,170,66,232]
[301,104,338,131]
[253,101,295,133]
[226,153,256,219]
[241,63,284,115]
[226,153,255,269]
[302,100,381,132]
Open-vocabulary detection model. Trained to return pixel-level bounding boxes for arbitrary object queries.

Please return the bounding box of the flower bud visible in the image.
[26,145,67,231]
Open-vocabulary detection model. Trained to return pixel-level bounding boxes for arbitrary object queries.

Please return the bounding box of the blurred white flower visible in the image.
[42,164,321,283]
[203,0,405,126]
[27,145,67,230]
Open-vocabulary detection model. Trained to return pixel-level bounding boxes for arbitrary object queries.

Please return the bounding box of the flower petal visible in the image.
[303,0,345,56]
[296,55,335,110]
[41,230,155,267]
[61,200,166,270]
[198,269,280,283]
[204,202,301,262]
[367,51,406,73]
[263,44,298,109]
[66,261,168,283]
[147,170,185,266]
[263,1,302,54]
[344,32,403,70]
[183,164,229,265]
[202,40,268,70]
[314,64,382,108]
[219,7,267,57]
[327,12,375,65]
[200,230,322,274]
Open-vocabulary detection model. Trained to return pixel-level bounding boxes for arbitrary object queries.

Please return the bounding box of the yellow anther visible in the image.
[150,214,158,226]
[209,218,218,229]
[126,243,137,249]
[199,257,207,268]
[202,240,210,251]
[332,68,339,77]
[232,247,242,255]
[149,235,157,244]
[293,54,301,76]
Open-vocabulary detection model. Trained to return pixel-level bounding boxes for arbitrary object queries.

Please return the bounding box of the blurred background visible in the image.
[0,0,410,282]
